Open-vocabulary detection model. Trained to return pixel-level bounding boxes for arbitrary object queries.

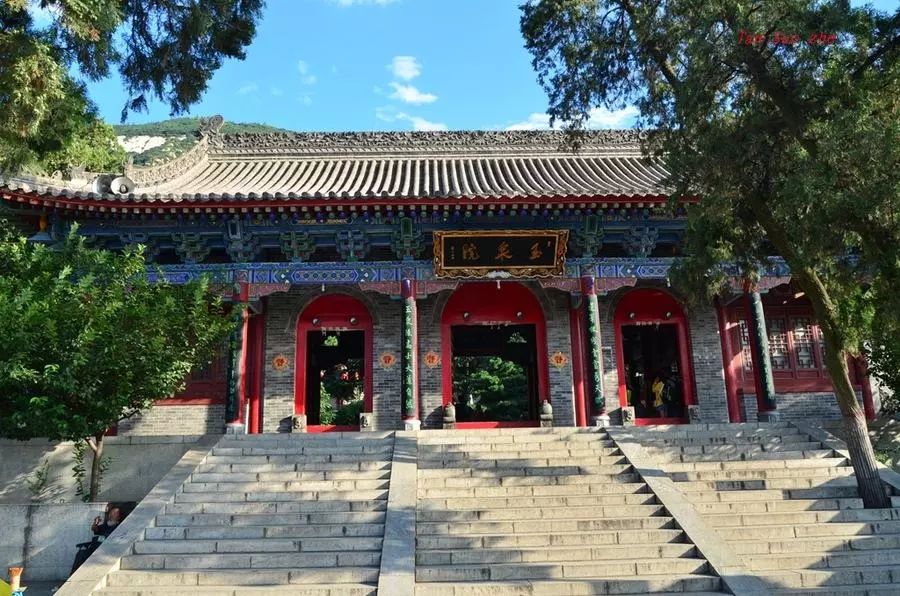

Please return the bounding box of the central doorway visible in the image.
[441,282,549,428]
[451,324,539,423]
[295,294,373,432]
[614,288,695,425]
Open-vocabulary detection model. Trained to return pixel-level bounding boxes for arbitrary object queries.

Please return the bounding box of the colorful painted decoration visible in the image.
[424,351,441,368]
[379,352,398,369]
[550,351,569,369]
[272,354,289,371]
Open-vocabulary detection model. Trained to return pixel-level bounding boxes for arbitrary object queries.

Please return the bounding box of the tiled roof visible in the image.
[0,119,671,205]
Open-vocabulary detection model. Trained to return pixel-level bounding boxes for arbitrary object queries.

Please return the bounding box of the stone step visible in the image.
[682,487,859,503]
[165,500,386,515]
[414,578,723,595]
[415,504,666,523]
[655,449,834,463]
[420,458,634,470]
[715,520,900,540]
[746,549,900,571]
[731,533,900,555]
[183,479,390,493]
[199,460,392,472]
[675,477,860,493]
[154,511,386,527]
[427,442,618,454]
[120,551,381,570]
[691,498,864,515]
[643,441,825,455]
[105,568,379,587]
[416,429,609,441]
[414,557,710,582]
[98,585,375,596]
[770,585,900,595]
[705,508,900,528]
[211,447,393,458]
[418,492,659,510]
[174,490,389,503]
[221,431,394,441]
[415,543,697,565]
[192,470,392,482]
[670,467,855,482]
[202,456,392,467]
[416,516,676,536]
[419,449,624,461]
[134,536,383,554]
[664,456,847,472]
[416,528,687,550]
[145,523,385,541]
[759,565,900,589]
[418,472,638,489]
[418,480,650,499]
[417,464,630,479]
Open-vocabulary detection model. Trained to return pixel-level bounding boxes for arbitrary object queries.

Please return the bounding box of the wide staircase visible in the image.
[414,427,725,595]
[626,422,900,595]
[94,432,395,596]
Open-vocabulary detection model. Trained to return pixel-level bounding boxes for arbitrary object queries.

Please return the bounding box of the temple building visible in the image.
[0,117,881,435]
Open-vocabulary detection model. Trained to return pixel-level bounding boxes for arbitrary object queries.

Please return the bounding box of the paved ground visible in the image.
[20,581,58,595]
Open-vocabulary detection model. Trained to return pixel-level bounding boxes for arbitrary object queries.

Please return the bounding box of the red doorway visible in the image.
[441,282,549,428]
[295,294,373,432]
[614,288,696,425]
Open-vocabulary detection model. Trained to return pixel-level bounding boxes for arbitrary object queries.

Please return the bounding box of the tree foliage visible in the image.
[0,0,263,171]
[452,356,530,422]
[0,225,237,499]
[522,0,899,506]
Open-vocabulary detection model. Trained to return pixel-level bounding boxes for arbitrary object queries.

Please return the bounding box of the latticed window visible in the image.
[792,317,817,369]
[766,318,790,369]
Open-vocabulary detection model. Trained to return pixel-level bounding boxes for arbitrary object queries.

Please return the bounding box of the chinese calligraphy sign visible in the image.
[433,230,568,278]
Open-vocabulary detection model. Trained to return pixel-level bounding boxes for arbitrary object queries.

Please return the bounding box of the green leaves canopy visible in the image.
[0,0,263,171]
[0,227,237,441]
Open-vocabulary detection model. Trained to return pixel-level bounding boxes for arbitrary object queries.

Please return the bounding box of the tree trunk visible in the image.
[820,329,890,508]
[87,432,104,503]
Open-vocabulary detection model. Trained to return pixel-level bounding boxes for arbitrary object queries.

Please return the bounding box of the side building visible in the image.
[0,119,880,435]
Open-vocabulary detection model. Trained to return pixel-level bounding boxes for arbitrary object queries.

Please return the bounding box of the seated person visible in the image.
[91,505,122,537]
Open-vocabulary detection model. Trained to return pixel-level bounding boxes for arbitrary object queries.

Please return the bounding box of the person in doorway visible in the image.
[70,505,124,576]
[651,373,667,417]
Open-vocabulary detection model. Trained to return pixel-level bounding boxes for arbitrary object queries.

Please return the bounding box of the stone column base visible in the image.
[225,422,245,434]
[292,414,307,433]
[403,419,422,431]
[592,414,612,428]
[688,405,702,424]
[359,412,375,431]
[620,408,636,427]
[757,410,781,422]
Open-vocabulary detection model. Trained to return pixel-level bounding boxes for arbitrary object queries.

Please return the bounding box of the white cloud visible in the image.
[330,0,399,6]
[374,107,447,131]
[389,82,437,105]
[237,82,259,95]
[270,87,284,97]
[505,106,639,131]
[389,56,421,81]
[299,94,314,106]
[297,60,317,85]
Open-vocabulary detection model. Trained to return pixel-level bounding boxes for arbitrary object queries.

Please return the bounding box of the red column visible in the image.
[715,297,743,422]
[235,282,251,425]
[247,301,266,434]
[569,296,587,427]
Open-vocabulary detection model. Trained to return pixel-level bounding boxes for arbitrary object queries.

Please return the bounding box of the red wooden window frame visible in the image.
[728,303,859,393]
[159,346,228,406]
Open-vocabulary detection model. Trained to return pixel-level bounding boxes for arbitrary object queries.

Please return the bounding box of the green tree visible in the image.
[0,227,237,501]
[0,0,263,170]
[522,0,899,507]
[453,356,530,422]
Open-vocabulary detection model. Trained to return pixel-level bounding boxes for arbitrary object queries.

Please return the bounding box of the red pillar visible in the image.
[715,297,744,422]
[234,282,251,425]
[247,301,266,434]
[569,296,587,427]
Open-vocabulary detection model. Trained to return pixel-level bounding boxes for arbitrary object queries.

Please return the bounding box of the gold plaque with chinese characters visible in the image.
[433,230,568,278]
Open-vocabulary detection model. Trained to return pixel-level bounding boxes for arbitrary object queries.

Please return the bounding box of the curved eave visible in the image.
[1,187,693,214]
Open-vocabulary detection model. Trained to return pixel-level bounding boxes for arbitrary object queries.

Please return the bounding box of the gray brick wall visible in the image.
[118,404,225,435]
[417,293,445,429]
[261,286,402,433]
[688,306,729,423]
[544,289,576,427]
[740,391,856,421]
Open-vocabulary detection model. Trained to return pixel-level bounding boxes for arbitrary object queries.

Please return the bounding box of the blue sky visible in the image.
[76,0,897,132]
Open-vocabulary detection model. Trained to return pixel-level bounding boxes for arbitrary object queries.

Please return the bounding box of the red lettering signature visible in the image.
[738,29,836,46]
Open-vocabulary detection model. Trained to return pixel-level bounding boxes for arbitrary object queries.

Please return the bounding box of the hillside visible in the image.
[113,117,291,166]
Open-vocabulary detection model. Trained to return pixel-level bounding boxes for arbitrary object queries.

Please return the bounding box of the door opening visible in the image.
[621,324,685,420]
[450,324,538,424]
[305,330,365,430]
